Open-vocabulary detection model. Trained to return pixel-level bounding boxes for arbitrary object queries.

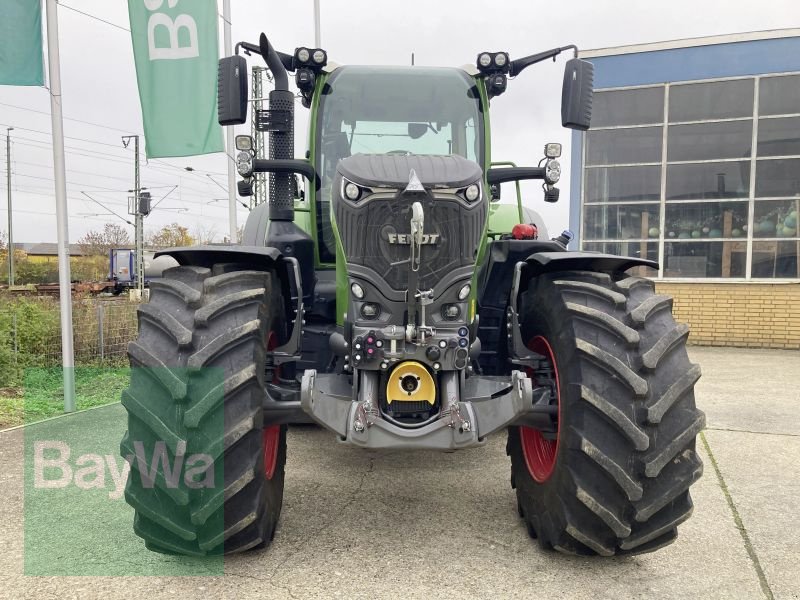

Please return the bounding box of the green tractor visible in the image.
[120,33,704,557]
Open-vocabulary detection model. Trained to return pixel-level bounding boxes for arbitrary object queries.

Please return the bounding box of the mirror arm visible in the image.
[252,159,321,191]
[486,167,546,185]
[509,45,578,77]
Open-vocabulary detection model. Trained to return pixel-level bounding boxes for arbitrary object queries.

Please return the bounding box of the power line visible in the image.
[0,101,141,135]
[57,1,130,32]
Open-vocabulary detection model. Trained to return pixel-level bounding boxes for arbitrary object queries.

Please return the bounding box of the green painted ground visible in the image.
[23,402,224,576]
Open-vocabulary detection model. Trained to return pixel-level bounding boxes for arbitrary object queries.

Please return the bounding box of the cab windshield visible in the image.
[314,65,484,262]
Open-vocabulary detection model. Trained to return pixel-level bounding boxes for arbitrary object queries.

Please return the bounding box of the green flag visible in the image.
[0,0,44,86]
[128,0,223,158]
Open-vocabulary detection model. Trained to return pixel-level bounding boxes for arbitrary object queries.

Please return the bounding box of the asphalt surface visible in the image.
[0,346,798,599]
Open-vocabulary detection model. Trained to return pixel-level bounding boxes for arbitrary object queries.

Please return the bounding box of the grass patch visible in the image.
[0,367,129,429]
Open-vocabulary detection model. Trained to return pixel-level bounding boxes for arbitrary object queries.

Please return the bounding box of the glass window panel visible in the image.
[586,127,663,165]
[755,159,800,198]
[584,165,661,203]
[583,204,661,240]
[592,87,665,127]
[664,242,745,278]
[752,241,800,278]
[667,120,752,161]
[666,161,750,200]
[669,79,754,122]
[759,75,800,117]
[752,199,800,238]
[582,242,658,277]
[757,117,800,157]
[665,202,748,240]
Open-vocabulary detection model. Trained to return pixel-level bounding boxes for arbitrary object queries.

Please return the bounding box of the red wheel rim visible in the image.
[263,331,281,480]
[520,336,561,483]
[263,425,280,480]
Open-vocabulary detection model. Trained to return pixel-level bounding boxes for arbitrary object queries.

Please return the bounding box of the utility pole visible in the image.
[222,0,237,244]
[5,127,13,286]
[123,134,145,297]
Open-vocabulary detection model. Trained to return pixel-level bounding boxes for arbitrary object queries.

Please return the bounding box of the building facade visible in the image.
[570,30,800,349]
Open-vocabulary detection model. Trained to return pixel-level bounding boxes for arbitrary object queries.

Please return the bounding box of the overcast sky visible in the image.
[1,0,798,244]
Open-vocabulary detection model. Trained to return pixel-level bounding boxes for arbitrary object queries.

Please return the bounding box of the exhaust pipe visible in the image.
[259,34,294,221]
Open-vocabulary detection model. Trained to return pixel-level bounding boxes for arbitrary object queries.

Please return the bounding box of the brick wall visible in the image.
[654,282,800,350]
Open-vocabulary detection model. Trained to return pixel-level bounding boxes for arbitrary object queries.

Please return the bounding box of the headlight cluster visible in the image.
[545,159,561,185]
[236,151,253,177]
[294,47,327,67]
[476,52,510,73]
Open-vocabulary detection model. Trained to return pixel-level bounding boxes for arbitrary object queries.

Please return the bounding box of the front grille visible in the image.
[335,195,486,291]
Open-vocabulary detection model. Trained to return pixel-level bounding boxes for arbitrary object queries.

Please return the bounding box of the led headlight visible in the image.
[351,282,365,299]
[494,53,508,67]
[236,151,253,177]
[296,47,310,63]
[312,49,326,64]
[458,284,471,301]
[478,53,492,68]
[344,181,361,201]
[464,183,480,202]
[545,159,561,184]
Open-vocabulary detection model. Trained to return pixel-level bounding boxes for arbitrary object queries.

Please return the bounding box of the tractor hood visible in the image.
[338,153,482,189]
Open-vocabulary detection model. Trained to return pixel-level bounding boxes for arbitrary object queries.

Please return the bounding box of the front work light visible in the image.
[312,49,327,64]
[458,284,471,301]
[494,53,508,67]
[296,47,310,63]
[464,183,480,202]
[478,53,492,68]
[544,143,562,158]
[235,135,253,151]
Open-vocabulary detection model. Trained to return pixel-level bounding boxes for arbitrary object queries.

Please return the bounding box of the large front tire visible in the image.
[120,265,288,555]
[509,271,704,555]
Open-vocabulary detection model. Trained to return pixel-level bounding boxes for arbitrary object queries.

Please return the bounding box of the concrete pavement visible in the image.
[0,346,797,599]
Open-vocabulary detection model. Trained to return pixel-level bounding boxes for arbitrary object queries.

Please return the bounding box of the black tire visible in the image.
[120,264,288,555]
[508,271,705,556]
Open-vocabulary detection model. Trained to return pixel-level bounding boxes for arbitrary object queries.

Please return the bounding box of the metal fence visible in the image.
[0,296,140,377]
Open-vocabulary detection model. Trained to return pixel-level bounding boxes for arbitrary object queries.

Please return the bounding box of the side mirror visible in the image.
[561,58,594,131]
[218,55,249,126]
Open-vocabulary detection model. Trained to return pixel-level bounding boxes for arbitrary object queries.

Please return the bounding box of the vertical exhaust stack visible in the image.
[260,34,295,222]
[258,34,315,307]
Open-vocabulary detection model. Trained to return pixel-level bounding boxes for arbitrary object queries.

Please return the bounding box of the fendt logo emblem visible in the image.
[387,233,440,245]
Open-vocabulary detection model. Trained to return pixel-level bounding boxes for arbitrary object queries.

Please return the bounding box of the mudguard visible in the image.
[155,244,281,268]
[518,251,658,290]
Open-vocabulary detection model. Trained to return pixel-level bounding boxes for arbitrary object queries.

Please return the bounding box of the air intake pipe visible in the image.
[259,34,295,221]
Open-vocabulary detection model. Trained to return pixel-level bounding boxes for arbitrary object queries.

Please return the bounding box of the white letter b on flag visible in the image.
[147,13,199,60]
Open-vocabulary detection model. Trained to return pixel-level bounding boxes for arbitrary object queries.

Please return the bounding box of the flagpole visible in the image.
[314,0,321,47]
[223,0,237,244]
[45,0,76,413]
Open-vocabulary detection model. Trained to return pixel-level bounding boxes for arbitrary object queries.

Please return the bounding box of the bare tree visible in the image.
[77,223,132,257]
[192,223,218,245]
